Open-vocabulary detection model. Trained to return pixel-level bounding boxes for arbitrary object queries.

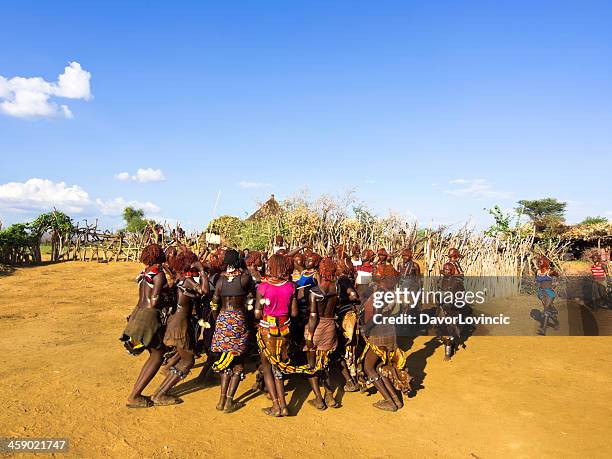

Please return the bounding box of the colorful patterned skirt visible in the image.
[210,309,249,356]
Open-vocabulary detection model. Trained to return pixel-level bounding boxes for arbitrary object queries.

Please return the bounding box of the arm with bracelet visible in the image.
[305,290,318,350]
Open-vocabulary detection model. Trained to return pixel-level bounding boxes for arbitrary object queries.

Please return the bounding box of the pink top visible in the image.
[257,281,295,317]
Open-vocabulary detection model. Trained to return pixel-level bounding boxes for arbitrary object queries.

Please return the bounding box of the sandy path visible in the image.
[0,262,611,458]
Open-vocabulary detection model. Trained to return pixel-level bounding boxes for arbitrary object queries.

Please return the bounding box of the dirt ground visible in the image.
[0,261,611,458]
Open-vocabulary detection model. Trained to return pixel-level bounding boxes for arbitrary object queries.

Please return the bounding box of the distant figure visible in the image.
[535,256,559,335]
[399,248,422,308]
[273,235,287,254]
[591,253,609,310]
[436,262,465,360]
[355,249,375,303]
[448,247,464,279]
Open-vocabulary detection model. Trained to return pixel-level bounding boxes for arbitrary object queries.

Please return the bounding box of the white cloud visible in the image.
[95,197,160,216]
[114,172,131,181]
[0,178,90,213]
[133,168,165,183]
[55,62,92,99]
[238,181,272,189]
[115,168,166,183]
[0,62,92,119]
[0,177,163,220]
[444,179,513,200]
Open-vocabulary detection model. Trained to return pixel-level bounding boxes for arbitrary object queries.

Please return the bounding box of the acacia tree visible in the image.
[516,198,567,234]
[516,198,566,221]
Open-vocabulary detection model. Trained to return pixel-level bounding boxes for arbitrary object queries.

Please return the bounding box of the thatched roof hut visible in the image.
[559,222,612,258]
[560,222,612,243]
[246,194,283,221]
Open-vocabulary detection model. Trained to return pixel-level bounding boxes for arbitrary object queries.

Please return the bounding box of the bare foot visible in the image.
[216,396,226,411]
[392,397,404,409]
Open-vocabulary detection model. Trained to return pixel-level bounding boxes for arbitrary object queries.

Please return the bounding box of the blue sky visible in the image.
[1,1,611,230]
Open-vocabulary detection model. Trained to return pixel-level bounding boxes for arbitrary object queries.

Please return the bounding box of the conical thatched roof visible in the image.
[246,194,283,221]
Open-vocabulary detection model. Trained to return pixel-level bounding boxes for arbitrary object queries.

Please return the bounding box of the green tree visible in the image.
[580,216,608,226]
[31,210,73,261]
[0,223,38,263]
[516,198,567,222]
[123,206,149,233]
[484,205,513,236]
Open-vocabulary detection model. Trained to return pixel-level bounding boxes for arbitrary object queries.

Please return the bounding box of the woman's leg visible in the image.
[274,375,289,416]
[380,371,402,409]
[307,375,324,407]
[195,351,215,383]
[339,357,358,391]
[216,369,231,410]
[321,368,338,408]
[305,349,325,408]
[364,349,396,411]
[161,352,180,375]
[539,294,556,334]
[152,348,195,405]
[127,348,164,405]
[260,355,281,416]
[224,357,245,413]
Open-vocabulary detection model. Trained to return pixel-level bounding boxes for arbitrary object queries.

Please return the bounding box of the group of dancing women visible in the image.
[121,236,469,415]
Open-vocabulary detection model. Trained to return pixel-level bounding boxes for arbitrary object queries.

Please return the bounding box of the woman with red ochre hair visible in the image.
[209,249,253,413]
[436,262,465,360]
[246,250,265,284]
[375,247,392,270]
[121,244,169,408]
[151,249,207,405]
[291,251,319,349]
[535,256,559,335]
[448,247,464,278]
[332,244,360,393]
[361,263,407,411]
[355,249,376,303]
[255,254,298,417]
[304,257,341,409]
